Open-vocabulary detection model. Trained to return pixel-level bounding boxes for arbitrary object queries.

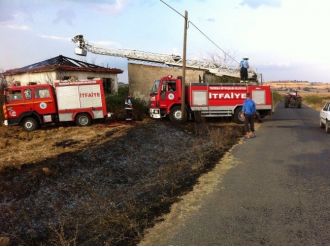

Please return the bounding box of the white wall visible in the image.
[5,71,119,92]
[5,72,57,85]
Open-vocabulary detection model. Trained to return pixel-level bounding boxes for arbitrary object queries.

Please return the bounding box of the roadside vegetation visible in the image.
[303,94,330,111]
[272,91,283,107]
[106,85,148,121]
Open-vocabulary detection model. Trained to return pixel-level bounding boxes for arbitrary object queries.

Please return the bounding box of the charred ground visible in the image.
[0,119,243,245]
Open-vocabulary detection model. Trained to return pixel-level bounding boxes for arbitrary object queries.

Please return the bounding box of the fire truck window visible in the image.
[24,89,32,100]
[168,83,176,92]
[8,90,22,101]
[35,88,50,99]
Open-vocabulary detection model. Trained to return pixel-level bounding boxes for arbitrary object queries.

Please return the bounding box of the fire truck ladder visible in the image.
[72,35,241,78]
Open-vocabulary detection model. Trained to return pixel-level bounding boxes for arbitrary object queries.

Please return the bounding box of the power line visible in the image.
[159,0,185,18]
[188,21,240,64]
[159,0,240,65]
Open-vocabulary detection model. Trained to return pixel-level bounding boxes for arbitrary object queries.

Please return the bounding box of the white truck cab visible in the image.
[320,102,330,133]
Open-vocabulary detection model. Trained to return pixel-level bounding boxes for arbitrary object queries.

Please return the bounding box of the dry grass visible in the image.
[0,121,134,171]
[302,93,330,111]
[0,120,243,245]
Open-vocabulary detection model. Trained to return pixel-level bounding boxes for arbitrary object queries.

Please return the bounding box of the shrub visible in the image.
[304,95,324,105]
[272,91,283,107]
[106,85,148,121]
[131,98,148,121]
[303,94,330,110]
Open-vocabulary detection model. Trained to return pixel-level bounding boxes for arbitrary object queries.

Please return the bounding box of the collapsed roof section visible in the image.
[4,55,123,75]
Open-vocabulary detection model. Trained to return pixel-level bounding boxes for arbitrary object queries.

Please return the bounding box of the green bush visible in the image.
[272,91,283,107]
[132,98,149,121]
[303,94,330,110]
[106,86,148,121]
[304,95,324,105]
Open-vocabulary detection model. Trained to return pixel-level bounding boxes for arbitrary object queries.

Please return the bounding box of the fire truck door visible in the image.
[22,88,33,112]
[6,89,27,118]
[33,87,56,118]
[159,81,178,107]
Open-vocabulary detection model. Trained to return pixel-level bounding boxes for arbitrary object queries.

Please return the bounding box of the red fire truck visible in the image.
[149,76,273,123]
[2,79,110,131]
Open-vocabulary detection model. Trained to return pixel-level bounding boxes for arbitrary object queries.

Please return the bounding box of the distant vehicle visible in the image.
[284,91,302,108]
[320,101,330,133]
[2,79,111,131]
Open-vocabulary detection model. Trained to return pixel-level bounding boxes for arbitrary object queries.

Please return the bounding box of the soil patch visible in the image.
[0,120,243,245]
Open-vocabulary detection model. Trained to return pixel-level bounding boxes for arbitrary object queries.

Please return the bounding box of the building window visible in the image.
[62,76,71,80]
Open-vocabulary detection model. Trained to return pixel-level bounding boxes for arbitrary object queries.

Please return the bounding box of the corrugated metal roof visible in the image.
[4,55,123,75]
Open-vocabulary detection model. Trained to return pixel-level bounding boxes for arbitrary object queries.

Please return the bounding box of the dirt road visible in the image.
[141,103,330,245]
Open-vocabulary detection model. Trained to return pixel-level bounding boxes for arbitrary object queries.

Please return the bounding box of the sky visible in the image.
[1,0,330,82]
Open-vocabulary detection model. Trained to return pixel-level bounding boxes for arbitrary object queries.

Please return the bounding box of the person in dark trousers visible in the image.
[240,58,249,82]
[125,95,133,121]
[242,92,256,138]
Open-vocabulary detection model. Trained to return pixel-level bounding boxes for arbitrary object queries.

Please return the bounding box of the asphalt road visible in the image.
[141,103,330,245]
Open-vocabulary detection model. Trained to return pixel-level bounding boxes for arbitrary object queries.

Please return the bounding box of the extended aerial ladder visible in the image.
[72,35,249,78]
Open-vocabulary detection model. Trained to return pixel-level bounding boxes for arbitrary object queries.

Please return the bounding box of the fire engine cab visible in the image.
[149,76,273,123]
[3,79,110,131]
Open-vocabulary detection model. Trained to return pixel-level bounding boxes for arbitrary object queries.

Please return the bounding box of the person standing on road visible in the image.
[240,58,249,83]
[242,92,256,138]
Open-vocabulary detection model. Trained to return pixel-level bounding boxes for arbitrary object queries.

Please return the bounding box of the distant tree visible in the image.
[0,68,7,90]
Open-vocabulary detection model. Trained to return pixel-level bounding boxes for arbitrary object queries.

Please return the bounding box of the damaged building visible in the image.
[3,55,123,93]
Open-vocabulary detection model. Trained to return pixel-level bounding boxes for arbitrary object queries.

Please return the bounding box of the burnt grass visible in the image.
[0,121,243,245]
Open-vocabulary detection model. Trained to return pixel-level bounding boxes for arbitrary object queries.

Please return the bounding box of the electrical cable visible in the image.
[188,21,240,64]
[159,0,185,18]
[159,0,240,65]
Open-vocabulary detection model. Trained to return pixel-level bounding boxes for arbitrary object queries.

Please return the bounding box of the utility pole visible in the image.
[181,10,188,121]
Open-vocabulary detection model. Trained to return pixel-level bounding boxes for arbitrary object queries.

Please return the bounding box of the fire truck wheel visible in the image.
[169,106,187,123]
[22,117,39,131]
[75,113,92,126]
[233,107,245,124]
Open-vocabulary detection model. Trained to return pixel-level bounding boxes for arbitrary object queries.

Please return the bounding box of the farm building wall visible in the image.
[5,71,119,93]
[128,63,239,101]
